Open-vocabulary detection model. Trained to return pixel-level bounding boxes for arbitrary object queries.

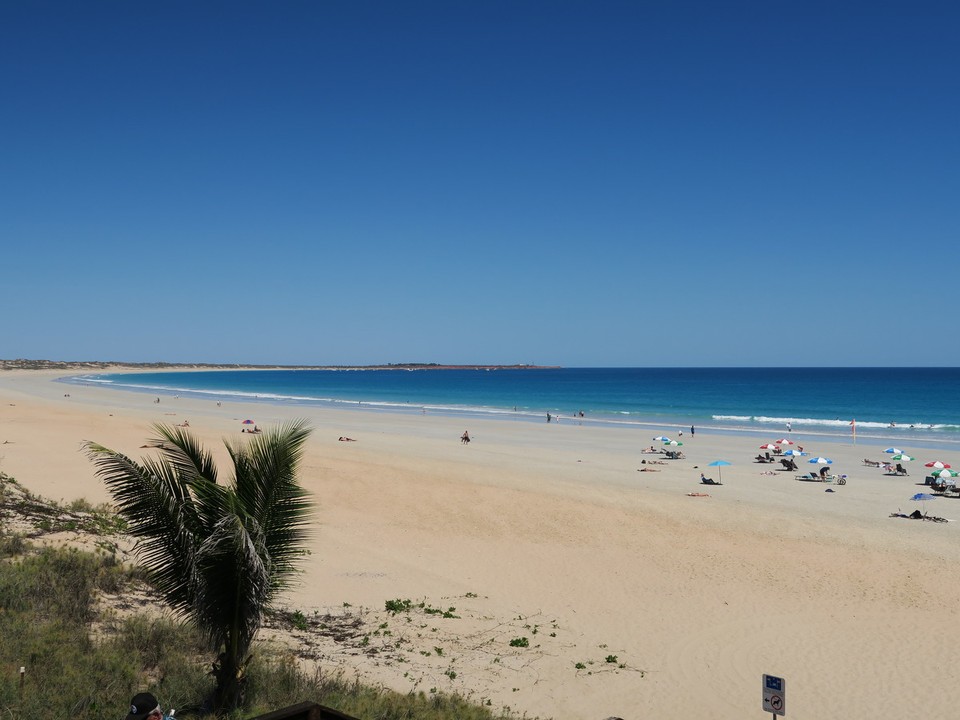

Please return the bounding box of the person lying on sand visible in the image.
[338,436,356,442]
[637,467,661,472]
[640,459,666,465]
[890,510,947,522]
[641,446,658,453]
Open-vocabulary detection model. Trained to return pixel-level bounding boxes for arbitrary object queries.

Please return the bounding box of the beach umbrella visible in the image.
[759,443,779,450]
[775,438,795,445]
[653,436,671,442]
[241,419,255,425]
[925,461,951,469]
[930,468,959,478]
[911,492,938,514]
[891,454,915,462]
[664,440,683,447]
[808,457,833,464]
[783,449,806,456]
[884,447,902,454]
[707,460,731,483]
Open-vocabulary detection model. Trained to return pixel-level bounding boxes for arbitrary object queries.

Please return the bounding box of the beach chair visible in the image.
[794,472,820,481]
[700,476,721,485]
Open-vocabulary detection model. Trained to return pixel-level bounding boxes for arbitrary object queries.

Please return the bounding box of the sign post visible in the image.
[762,674,786,717]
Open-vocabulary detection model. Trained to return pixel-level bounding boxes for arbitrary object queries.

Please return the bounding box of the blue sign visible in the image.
[762,674,786,716]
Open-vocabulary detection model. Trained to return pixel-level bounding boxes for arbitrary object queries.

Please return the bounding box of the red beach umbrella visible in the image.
[775,438,795,445]
[241,419,255,425]
[759,444,779,450]
[925,461,952,469]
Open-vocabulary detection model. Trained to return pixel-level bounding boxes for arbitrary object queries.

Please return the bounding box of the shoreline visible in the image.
[2,369,959,719]
[56,366,960,450]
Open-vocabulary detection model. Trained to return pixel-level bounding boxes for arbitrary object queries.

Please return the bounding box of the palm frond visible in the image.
[152,423,219,484]
[227,420,313,590]
[83,442,201,615]
[193,514,272,653]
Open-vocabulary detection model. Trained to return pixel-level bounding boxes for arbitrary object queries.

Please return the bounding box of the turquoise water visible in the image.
[64,367,960,446]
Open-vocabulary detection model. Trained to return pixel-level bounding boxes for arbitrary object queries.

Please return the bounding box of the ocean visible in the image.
[63,367,960,447]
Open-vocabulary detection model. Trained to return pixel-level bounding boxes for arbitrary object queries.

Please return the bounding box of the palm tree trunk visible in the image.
[211,647,246,713]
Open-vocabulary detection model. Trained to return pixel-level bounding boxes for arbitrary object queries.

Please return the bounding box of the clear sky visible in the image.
[3,1,957,367]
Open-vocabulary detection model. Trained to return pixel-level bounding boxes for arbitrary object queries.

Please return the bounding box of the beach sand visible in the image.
[1,370,958,719]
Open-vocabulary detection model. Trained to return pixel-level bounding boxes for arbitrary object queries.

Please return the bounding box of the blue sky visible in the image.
[3,1,957,367]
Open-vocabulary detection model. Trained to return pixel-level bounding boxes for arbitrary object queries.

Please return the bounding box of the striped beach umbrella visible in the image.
[664,440,683,447]
[884,447,902,454]
[775,438,795,445]
[653,436,671,442]
[808,457,833,464]
[759,443,779,450]
[925,461,952,469]
[891,454,915,462]
[930,468,959,478]
[783,449,806,456]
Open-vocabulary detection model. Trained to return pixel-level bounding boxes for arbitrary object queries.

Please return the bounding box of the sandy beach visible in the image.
[1,369,958,719]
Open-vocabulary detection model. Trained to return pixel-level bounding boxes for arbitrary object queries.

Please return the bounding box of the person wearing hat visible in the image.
[124,692,167,720]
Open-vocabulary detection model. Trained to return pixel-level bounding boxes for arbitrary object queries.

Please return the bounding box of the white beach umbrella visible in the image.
[808,457,833,464]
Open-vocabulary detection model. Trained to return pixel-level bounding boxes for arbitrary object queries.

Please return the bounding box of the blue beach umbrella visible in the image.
[884,447,902,454]
[808,457,833,465]
[911,492,937,514]
[783,449,807,457]
[653,436,671,442]
[707,460,731,482]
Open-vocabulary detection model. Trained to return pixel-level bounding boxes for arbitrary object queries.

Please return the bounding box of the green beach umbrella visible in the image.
[930,468,959,478]
[663,440,683,447]
[891,454,915,462]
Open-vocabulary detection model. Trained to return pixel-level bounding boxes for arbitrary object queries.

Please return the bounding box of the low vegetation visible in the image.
[0,471,524,719]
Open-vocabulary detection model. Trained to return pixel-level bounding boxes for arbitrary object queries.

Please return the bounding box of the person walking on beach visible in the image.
[690,425,695,436]
[461,430,470,444]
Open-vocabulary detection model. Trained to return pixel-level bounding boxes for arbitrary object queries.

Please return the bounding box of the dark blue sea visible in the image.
[64,368,960,446]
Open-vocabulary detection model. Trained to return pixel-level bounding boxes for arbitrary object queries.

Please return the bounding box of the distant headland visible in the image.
[1,359,560,372]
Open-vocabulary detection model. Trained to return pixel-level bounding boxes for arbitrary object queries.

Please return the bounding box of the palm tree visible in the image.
[85,419,314,713]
